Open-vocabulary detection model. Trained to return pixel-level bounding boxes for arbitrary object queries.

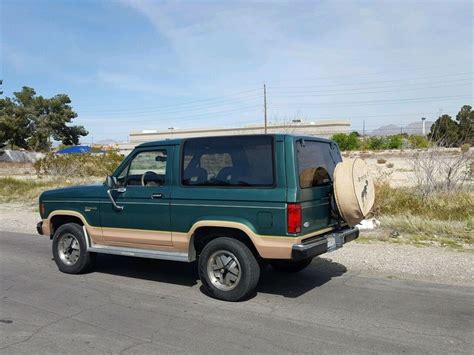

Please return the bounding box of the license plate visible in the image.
[327,236,336,250]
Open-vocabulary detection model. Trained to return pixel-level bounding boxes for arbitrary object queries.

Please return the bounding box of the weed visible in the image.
[0,177,100,203]
[34,152,124,177]
[373,183,473,221]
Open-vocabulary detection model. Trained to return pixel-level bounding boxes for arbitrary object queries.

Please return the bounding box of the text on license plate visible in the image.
[327,236,336,249]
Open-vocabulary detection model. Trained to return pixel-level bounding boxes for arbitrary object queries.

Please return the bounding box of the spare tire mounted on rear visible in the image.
[333,158,375,227]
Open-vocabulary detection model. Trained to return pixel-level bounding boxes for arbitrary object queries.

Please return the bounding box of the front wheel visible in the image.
[270,257,313,273]
[52,222,95,274]
[198,237,261,302]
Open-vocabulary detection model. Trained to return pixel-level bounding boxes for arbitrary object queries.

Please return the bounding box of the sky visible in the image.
[1,0,473,143]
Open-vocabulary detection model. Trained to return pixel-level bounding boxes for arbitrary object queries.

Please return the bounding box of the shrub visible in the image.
[366,137,387,150]
[408,135,430,149]
[377,158,387,164]
[386,162,394,168]
[411,148,471,199]
[331,132,361,151]
[386,135,403,149]
[460,143,470,153]
[35,151,124,177]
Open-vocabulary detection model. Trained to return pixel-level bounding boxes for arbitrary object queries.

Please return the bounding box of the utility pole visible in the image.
[362,120,365,137]
[263,84,267,134]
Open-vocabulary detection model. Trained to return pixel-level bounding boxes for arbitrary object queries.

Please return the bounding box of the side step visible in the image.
[88,244,189,262]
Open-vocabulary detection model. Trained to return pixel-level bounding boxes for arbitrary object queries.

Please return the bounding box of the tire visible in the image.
[270,257,313,273]
[198,237,260,302]
[333,158,375,226]
[52,222,95,274]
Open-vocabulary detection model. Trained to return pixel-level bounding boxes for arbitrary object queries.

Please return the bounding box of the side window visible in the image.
[200,153,232,180]
[182,136,274,186]
[118,150,167,187]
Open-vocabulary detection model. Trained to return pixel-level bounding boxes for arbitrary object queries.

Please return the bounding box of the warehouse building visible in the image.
[118,119,351,154]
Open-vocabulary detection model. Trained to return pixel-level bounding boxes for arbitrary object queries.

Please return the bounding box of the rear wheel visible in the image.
[270,257,313,273]
[198,237,260,302]
[52,223,95,274]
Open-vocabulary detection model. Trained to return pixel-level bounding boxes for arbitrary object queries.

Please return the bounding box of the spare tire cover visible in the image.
[333,158,375,226]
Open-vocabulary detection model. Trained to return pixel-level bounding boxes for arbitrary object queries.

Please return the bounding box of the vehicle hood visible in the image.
[39,183,104,201]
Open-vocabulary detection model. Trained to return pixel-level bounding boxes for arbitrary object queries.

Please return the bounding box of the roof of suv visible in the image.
[136,133,333,148]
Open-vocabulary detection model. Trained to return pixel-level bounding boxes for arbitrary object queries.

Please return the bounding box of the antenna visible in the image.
[263,84,267,134]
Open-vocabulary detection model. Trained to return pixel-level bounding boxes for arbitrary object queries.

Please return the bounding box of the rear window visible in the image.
[182,136,274,187]
[296,140,337,188]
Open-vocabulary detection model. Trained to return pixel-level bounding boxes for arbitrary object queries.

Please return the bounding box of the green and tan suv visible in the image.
[37,134,374,301]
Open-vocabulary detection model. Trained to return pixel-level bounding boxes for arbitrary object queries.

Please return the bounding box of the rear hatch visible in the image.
[294,138,342,235]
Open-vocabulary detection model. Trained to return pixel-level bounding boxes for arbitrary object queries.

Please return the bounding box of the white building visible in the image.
[118,119,350,154]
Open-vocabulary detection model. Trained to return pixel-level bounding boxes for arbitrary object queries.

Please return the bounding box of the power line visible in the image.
[269,81,471,98]
[77,105,262,126]
[272,95,470,108]
[269,72,472,90]
[263,65,473,85]
[76,88,261,111]
[78,93,262,116]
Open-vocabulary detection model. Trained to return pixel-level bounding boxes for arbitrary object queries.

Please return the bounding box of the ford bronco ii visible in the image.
[37,134,374,301]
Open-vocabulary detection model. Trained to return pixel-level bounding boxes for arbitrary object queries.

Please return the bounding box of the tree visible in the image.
[455,105,473,145]
[0,97,31,149]
[428,114,459,147]
[0,87,88,151]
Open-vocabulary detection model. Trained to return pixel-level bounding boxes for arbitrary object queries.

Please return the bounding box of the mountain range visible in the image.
[369,120,434,136]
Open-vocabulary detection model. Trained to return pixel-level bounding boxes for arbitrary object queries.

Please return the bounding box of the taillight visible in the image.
[40,203,45,216]
[287,203,302,234]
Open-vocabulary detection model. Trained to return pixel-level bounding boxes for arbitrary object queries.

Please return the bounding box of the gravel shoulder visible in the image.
[0,203,38,235]
[321,242,473,286]
[1,203,472,287]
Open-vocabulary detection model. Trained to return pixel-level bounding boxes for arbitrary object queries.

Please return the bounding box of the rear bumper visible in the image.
[36,221,44,235]
[291,227,359,261]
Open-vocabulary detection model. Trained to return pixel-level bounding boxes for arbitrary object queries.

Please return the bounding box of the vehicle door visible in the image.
[100,147,172,247]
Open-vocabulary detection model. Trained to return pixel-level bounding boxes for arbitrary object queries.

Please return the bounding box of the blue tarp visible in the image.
[56,146,92,154]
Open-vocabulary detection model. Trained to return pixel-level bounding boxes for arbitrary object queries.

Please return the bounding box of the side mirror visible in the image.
[105,175,117,188]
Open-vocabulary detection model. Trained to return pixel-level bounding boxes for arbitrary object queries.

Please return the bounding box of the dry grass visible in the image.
[380,215,473,249]
[373,183,473,221]
[0,177,101,204]
[364,183,474,250]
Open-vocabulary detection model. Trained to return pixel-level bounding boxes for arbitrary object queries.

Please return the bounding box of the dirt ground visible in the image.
[344,147,473,188]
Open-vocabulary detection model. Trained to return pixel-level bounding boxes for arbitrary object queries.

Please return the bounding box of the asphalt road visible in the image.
[1,231,472,354]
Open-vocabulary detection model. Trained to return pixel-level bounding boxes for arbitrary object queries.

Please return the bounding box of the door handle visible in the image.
[151,193,164,199]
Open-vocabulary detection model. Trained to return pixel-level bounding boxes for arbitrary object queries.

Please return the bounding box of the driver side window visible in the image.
[118,150,167,187]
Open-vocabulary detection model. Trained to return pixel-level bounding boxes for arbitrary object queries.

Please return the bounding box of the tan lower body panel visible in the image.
[101,227,172,247]
[42,211,334,260]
